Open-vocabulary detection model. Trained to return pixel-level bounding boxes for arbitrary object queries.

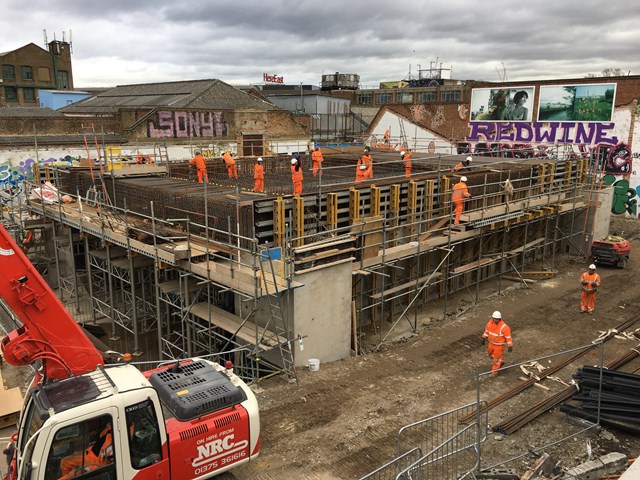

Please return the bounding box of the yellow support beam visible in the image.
[273,197,285,249]
[564,161,572,186]
[537,164,547,193]
[293,196,304,247]
[546,162,555,190]
[326,193,338,231]
[425,180,435,221]
[389,184,400,246]
[440,176,451,217]
[370,184,381,217]
[349,187,360,223]
[407,180,418,238]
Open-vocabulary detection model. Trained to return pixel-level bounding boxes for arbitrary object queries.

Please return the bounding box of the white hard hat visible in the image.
[257,157,263,162]
[359,164,367,170]
[492,311,502,319]
[466,156,473,162]
[400,151,406,155]
[460,176,468,182]
[291,158,297,165]
[589,264,596,270]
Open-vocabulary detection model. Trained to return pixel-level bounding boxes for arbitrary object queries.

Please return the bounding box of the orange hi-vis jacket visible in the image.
[452,162,464,172]
[452,181,471,203]
[291,164,303,183]
[311,149,324,165]
[402,151,412,172]
[190,154,206,171]
[580,271,601,293]
[358,154,373,178]
[254,163,264,179]
[223,151,235,166]
[482,319,513,347]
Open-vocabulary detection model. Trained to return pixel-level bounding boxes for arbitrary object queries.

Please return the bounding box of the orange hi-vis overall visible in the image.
[59,425,114,479]
[253,163,265,192]
[357,154,373,179]
[452,181,471,225]
[291,164,303,195]
[311,149,324,176]
[189,154,208,183]
[482,319,513,375]
[402,151,412,177]
[580,271,601,313]
[223,152,238,179]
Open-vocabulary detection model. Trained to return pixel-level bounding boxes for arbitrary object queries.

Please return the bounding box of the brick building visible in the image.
[0,40,74,107]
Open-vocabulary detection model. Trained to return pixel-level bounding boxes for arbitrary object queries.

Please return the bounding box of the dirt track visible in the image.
[235,216,640,479]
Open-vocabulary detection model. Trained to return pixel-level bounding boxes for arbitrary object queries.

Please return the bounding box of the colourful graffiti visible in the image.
[604,174,638,216]
[596,143,632,175]
[0,156,78,189]
[148,111,228,138]
[467,121,618,145]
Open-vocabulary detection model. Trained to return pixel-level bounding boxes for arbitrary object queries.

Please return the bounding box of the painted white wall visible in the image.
[372,110,455,153]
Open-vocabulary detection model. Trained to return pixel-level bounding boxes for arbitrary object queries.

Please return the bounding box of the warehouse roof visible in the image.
[60,79,281,113]
[0,107,62,117]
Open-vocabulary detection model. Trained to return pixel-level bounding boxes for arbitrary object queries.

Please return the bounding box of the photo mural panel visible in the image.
[470,87,535,122]
[538,83,616,122]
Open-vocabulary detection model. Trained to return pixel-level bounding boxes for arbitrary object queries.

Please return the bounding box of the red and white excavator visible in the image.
[0,224,259,479]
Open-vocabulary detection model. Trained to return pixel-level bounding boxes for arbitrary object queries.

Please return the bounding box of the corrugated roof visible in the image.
[0,107,62,117]
[60,79,281,113]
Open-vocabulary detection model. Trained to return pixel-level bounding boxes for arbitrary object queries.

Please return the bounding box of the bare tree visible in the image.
[586,68,629,78]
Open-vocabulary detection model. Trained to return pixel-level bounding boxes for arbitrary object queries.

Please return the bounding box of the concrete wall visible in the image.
[292,260,353,367]
[371,110,455,152]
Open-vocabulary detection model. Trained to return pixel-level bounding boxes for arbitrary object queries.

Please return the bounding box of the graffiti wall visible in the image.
[147,111,229,138]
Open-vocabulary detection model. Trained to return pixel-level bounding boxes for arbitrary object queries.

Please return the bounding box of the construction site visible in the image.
[4,136,639,479]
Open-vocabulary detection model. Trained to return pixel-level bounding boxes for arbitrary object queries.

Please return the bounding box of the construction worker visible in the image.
[355,164,368,183]
[222,151,238,179]
[291,154,303,195]
[401,150,412,177]
[580,264,601,314]
[253,157,265,192]
[452,156,472,172]
[59,423,114,479]
[383,129,390,146]
[452,176,471,225]
[311,145,324,177]
[482,311,513,376]
[357,147,373,179]
[189,150,208,183]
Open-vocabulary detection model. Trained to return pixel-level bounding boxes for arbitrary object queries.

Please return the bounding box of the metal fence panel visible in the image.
[359,447,422,480]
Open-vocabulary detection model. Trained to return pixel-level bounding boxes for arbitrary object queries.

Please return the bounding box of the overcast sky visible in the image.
[2,0,639,88]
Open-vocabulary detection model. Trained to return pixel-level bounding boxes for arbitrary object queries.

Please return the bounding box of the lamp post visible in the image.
[300,82,303,113]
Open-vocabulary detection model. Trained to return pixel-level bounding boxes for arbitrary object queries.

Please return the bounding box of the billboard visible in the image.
[537,83,616,122]
[470,87,535,122]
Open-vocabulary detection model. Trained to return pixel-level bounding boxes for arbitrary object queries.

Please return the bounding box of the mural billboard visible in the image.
[538,83,616,122]
[470,87,535,122]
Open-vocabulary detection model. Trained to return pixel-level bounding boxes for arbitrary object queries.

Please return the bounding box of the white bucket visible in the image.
[308,358,320,371]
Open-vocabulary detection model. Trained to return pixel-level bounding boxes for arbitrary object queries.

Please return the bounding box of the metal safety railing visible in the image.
[358,447,423,480]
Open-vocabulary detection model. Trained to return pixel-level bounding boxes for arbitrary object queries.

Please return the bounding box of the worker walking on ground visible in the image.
[311,145,324,177]
[253,157,265,192]
[482,311,513,376]
[223,151,238,180]
[580,264,601,314]
[357,147,373,180]
[452,176,471,225]
[452,156,472,172]
[401,149,412,177]
[291,154,303,195]
[189,150,208,183]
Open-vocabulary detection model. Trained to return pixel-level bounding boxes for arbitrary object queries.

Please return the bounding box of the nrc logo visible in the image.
[192,434,249,467]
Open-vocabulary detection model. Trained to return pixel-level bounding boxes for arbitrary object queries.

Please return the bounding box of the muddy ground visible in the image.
[235,216,640,479]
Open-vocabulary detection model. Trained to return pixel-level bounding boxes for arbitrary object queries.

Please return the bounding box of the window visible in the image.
[4,87,18,102]
[38,66,51,82]
[397,92,413,104]
[46,414,116,480]
[126,400,162,469]
[57,70,69,89]
[21,66,33,81]
[440,90,461,102]
[2,64,15,81]
[23,88,36,103]
[357,93,372,105]
[418,91,437,103]
[375,93,392,105]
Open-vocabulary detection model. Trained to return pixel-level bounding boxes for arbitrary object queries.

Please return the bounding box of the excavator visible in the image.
[0,224,259,479]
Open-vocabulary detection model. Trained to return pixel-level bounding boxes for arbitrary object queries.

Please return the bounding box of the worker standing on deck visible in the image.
[482,311,513,376]
[253,157,265,193]
[357,147,373,179]
[189,150,208,183]
[383,129,390,146]
[580,264,601,314]
[311,145,324,177]
[401,150,412,177]
[452,176,471,225]
[452,156,472,172]
[291,154,303,195]
[223,151,238,180]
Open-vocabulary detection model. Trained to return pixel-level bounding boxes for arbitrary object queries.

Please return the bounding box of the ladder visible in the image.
[259,246,297,384]
[81,123,111,207]
[398,117,409,151]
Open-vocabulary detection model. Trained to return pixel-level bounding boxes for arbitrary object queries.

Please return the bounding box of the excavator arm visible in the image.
[0,225,103,379]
